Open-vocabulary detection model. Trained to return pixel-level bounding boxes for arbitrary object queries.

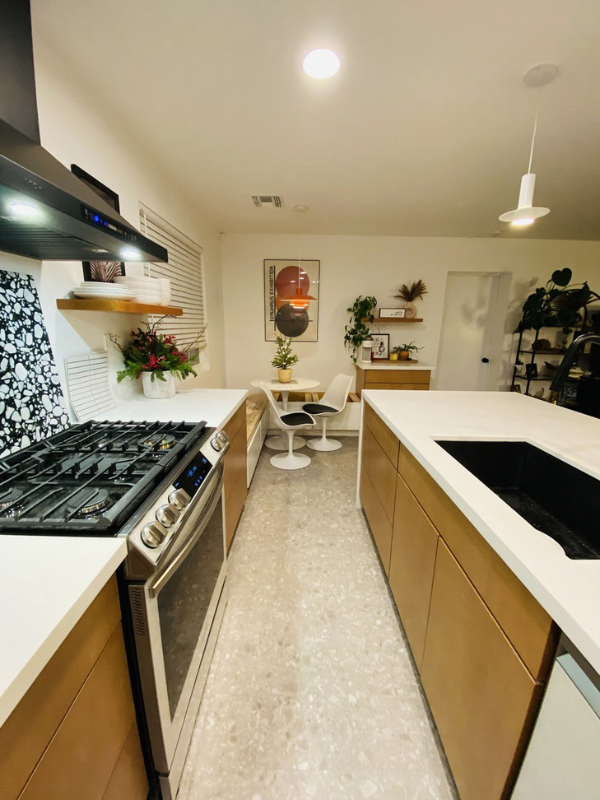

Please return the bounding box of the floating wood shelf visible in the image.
[368,359,419,365]
[363,317,423,323]
[57,299,183,316]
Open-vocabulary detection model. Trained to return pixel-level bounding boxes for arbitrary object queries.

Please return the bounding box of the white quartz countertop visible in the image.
[362,390,600,674]
[356,361,434,371]
[95,387,248,429]
[0,536,127,727]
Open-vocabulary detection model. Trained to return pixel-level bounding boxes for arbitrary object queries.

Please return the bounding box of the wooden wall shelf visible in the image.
[363,317,423,323]
[57,299,183,316]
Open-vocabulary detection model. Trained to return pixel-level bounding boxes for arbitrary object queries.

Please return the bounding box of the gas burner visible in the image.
[141,434,177,451]
[0,487,24,512]
[73,489,112,519]
[95,436,113,450]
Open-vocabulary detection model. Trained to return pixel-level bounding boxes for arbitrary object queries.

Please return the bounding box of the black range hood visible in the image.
[0,2,167,264]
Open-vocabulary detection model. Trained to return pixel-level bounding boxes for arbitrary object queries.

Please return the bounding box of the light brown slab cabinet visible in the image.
[355,366,431,396]
[359,402,559,800]
[223,401,248,552]
[0,576,148,800]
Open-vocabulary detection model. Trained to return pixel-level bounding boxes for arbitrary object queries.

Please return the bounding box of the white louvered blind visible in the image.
[140,204,207,348]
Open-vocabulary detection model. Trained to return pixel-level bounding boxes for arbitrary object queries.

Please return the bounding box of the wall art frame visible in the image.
[264,258,320,342]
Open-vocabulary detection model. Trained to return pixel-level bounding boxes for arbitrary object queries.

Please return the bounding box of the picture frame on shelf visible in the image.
[70,164,126,282]
[379,307,406,319]
[371,333,390,360]
[525,363,538,379]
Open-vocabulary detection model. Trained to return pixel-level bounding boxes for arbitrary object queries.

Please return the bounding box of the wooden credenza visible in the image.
[355,364,431,396]
[0,576,148,800]
[359,402,559,800]
[222,401,248,552]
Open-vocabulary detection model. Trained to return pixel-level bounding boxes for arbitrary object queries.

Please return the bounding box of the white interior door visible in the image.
[436,272,506,391]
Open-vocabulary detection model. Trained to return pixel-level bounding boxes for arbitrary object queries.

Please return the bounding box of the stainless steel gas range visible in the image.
[0,419,230,800]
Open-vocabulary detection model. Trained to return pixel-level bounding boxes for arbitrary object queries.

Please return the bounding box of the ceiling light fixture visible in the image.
[499,64,558,228]
[303,49,340,79]
[9,202,37,218]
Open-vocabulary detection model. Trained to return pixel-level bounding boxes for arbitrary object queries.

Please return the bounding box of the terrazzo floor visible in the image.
[178,437,456,800]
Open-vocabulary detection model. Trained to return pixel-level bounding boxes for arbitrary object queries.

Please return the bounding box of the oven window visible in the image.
[157,497,224,718]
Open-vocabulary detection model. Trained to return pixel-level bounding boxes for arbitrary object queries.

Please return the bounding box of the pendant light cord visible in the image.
[527,107,539,174]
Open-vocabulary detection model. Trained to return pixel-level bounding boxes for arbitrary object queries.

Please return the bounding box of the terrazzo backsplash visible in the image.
[0,269,69,457]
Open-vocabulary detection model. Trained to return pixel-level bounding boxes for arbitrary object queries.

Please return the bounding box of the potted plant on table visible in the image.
[395,280,428,319]
[391,342,423,361]
[271,334,298,383]
[344,295,377,362]
[113,320,199,399]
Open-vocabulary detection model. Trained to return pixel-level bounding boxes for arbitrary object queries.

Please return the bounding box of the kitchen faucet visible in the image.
[549,333,600,399]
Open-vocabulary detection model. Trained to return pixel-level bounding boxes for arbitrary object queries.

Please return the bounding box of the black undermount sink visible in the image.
[436,440,600,560]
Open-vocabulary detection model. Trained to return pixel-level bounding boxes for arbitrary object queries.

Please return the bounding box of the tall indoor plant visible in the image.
[271,334,298,383]
[516,268,599,335]
[113,320,199,399]
[344,295,377,362]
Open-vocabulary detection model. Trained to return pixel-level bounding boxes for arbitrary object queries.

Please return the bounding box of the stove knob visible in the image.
[141,522,166,549]
[210,436,224,452]
[156,504,179,528]
[168,488,190,510]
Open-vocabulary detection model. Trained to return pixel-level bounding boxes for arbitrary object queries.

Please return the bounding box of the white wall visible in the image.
[0,30,226,412]
[221,233,600,391]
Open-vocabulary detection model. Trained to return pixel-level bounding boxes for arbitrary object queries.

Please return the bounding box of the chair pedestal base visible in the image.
[307,437,342,452]
[265,434,306,451]
[270,451,311,470]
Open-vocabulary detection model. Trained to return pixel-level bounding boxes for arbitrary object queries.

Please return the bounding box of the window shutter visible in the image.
[139,204,207,349]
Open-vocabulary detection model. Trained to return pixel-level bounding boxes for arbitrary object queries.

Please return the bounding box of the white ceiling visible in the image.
[32,0,600,239]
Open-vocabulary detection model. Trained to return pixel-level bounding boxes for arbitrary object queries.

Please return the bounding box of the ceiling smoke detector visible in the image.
[252,195,284,208]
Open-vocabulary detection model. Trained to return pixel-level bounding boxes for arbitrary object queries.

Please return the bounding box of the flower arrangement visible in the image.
[113,320,199,384]
[395,280,428,303]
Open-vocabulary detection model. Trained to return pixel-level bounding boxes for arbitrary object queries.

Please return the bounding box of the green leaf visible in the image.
[551,268,572,287]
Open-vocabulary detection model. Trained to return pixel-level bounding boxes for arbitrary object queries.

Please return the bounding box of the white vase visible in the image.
[142,370,176,399]
[403,301,417,319]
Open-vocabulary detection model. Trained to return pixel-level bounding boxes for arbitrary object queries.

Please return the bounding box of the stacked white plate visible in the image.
[73,282,135,301]
[114,276,170,305]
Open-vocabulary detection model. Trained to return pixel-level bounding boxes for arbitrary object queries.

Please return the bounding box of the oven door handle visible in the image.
[147,462,224,598]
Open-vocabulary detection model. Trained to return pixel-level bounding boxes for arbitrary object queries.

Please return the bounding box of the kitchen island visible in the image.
[358,390,600,800]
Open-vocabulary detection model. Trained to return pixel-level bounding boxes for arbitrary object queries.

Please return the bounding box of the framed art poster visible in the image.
[264,259,320,341]
[371,333,390,359]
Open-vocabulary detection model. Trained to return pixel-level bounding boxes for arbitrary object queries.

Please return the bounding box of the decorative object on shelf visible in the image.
[525,363,538,379]
[498,65,558,229]
[271,334,299,383]
[389,351,399,361]
[71,164,126,282]
[112,319,200,399]
[515,268,599,335]
[360,339,374,364]
[531,338,552,351]
[395,342,423,361]
[395,280,427,319]
[379,307,406,319]
[371,333,390,360]
[264,259,320,341]
[344,295,377,362]
[72,282,135,301]
[544,361,559,377]
[114,275,167,304]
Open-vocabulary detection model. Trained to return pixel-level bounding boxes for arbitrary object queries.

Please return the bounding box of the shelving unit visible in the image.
[56,299,183,316]
[511,326,571,398]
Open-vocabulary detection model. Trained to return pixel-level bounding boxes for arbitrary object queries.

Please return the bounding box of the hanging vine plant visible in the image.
[344,295,377,362]
[515,268,599,335]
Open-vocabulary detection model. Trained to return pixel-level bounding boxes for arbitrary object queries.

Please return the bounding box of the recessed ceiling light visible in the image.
[293,203,309,213]
[9,202,37,218]
[303,49,340,79]
[120,247,142,260]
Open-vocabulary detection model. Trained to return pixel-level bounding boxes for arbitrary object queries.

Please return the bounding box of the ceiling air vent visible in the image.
[252,195,283,208]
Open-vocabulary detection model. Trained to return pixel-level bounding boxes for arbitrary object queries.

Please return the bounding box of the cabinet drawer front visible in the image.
[223,401,247,442]
[389,475,439,669]
[361,423,397,523]
[0,578,121,800]
[398,447,556,679]
[363,402,400,467]
[19,626,137,800]
[223,422,247,503]
[360,466,393,573]
[365,370,430,384]
[421,540,542,800]
[364,382,429,391]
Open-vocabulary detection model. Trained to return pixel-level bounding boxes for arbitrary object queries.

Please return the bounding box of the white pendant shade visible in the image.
[498,173,550,224]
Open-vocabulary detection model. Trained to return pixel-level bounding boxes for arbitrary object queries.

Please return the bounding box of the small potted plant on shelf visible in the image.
[393,342,423,361]
[112,318,200,399]
[344,295,377,362]
[395,280,427,319]
[271,334,298,383]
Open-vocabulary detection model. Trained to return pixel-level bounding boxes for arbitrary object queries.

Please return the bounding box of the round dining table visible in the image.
[250,377,320,450]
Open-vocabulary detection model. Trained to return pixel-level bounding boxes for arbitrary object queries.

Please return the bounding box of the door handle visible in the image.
[481,358,490,363]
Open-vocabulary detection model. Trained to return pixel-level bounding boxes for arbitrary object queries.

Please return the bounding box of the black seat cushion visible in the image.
[302,403,338,415]
[280,411,315,427]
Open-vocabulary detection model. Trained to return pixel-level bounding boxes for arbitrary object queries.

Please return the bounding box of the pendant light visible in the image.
[499,64,558,228]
